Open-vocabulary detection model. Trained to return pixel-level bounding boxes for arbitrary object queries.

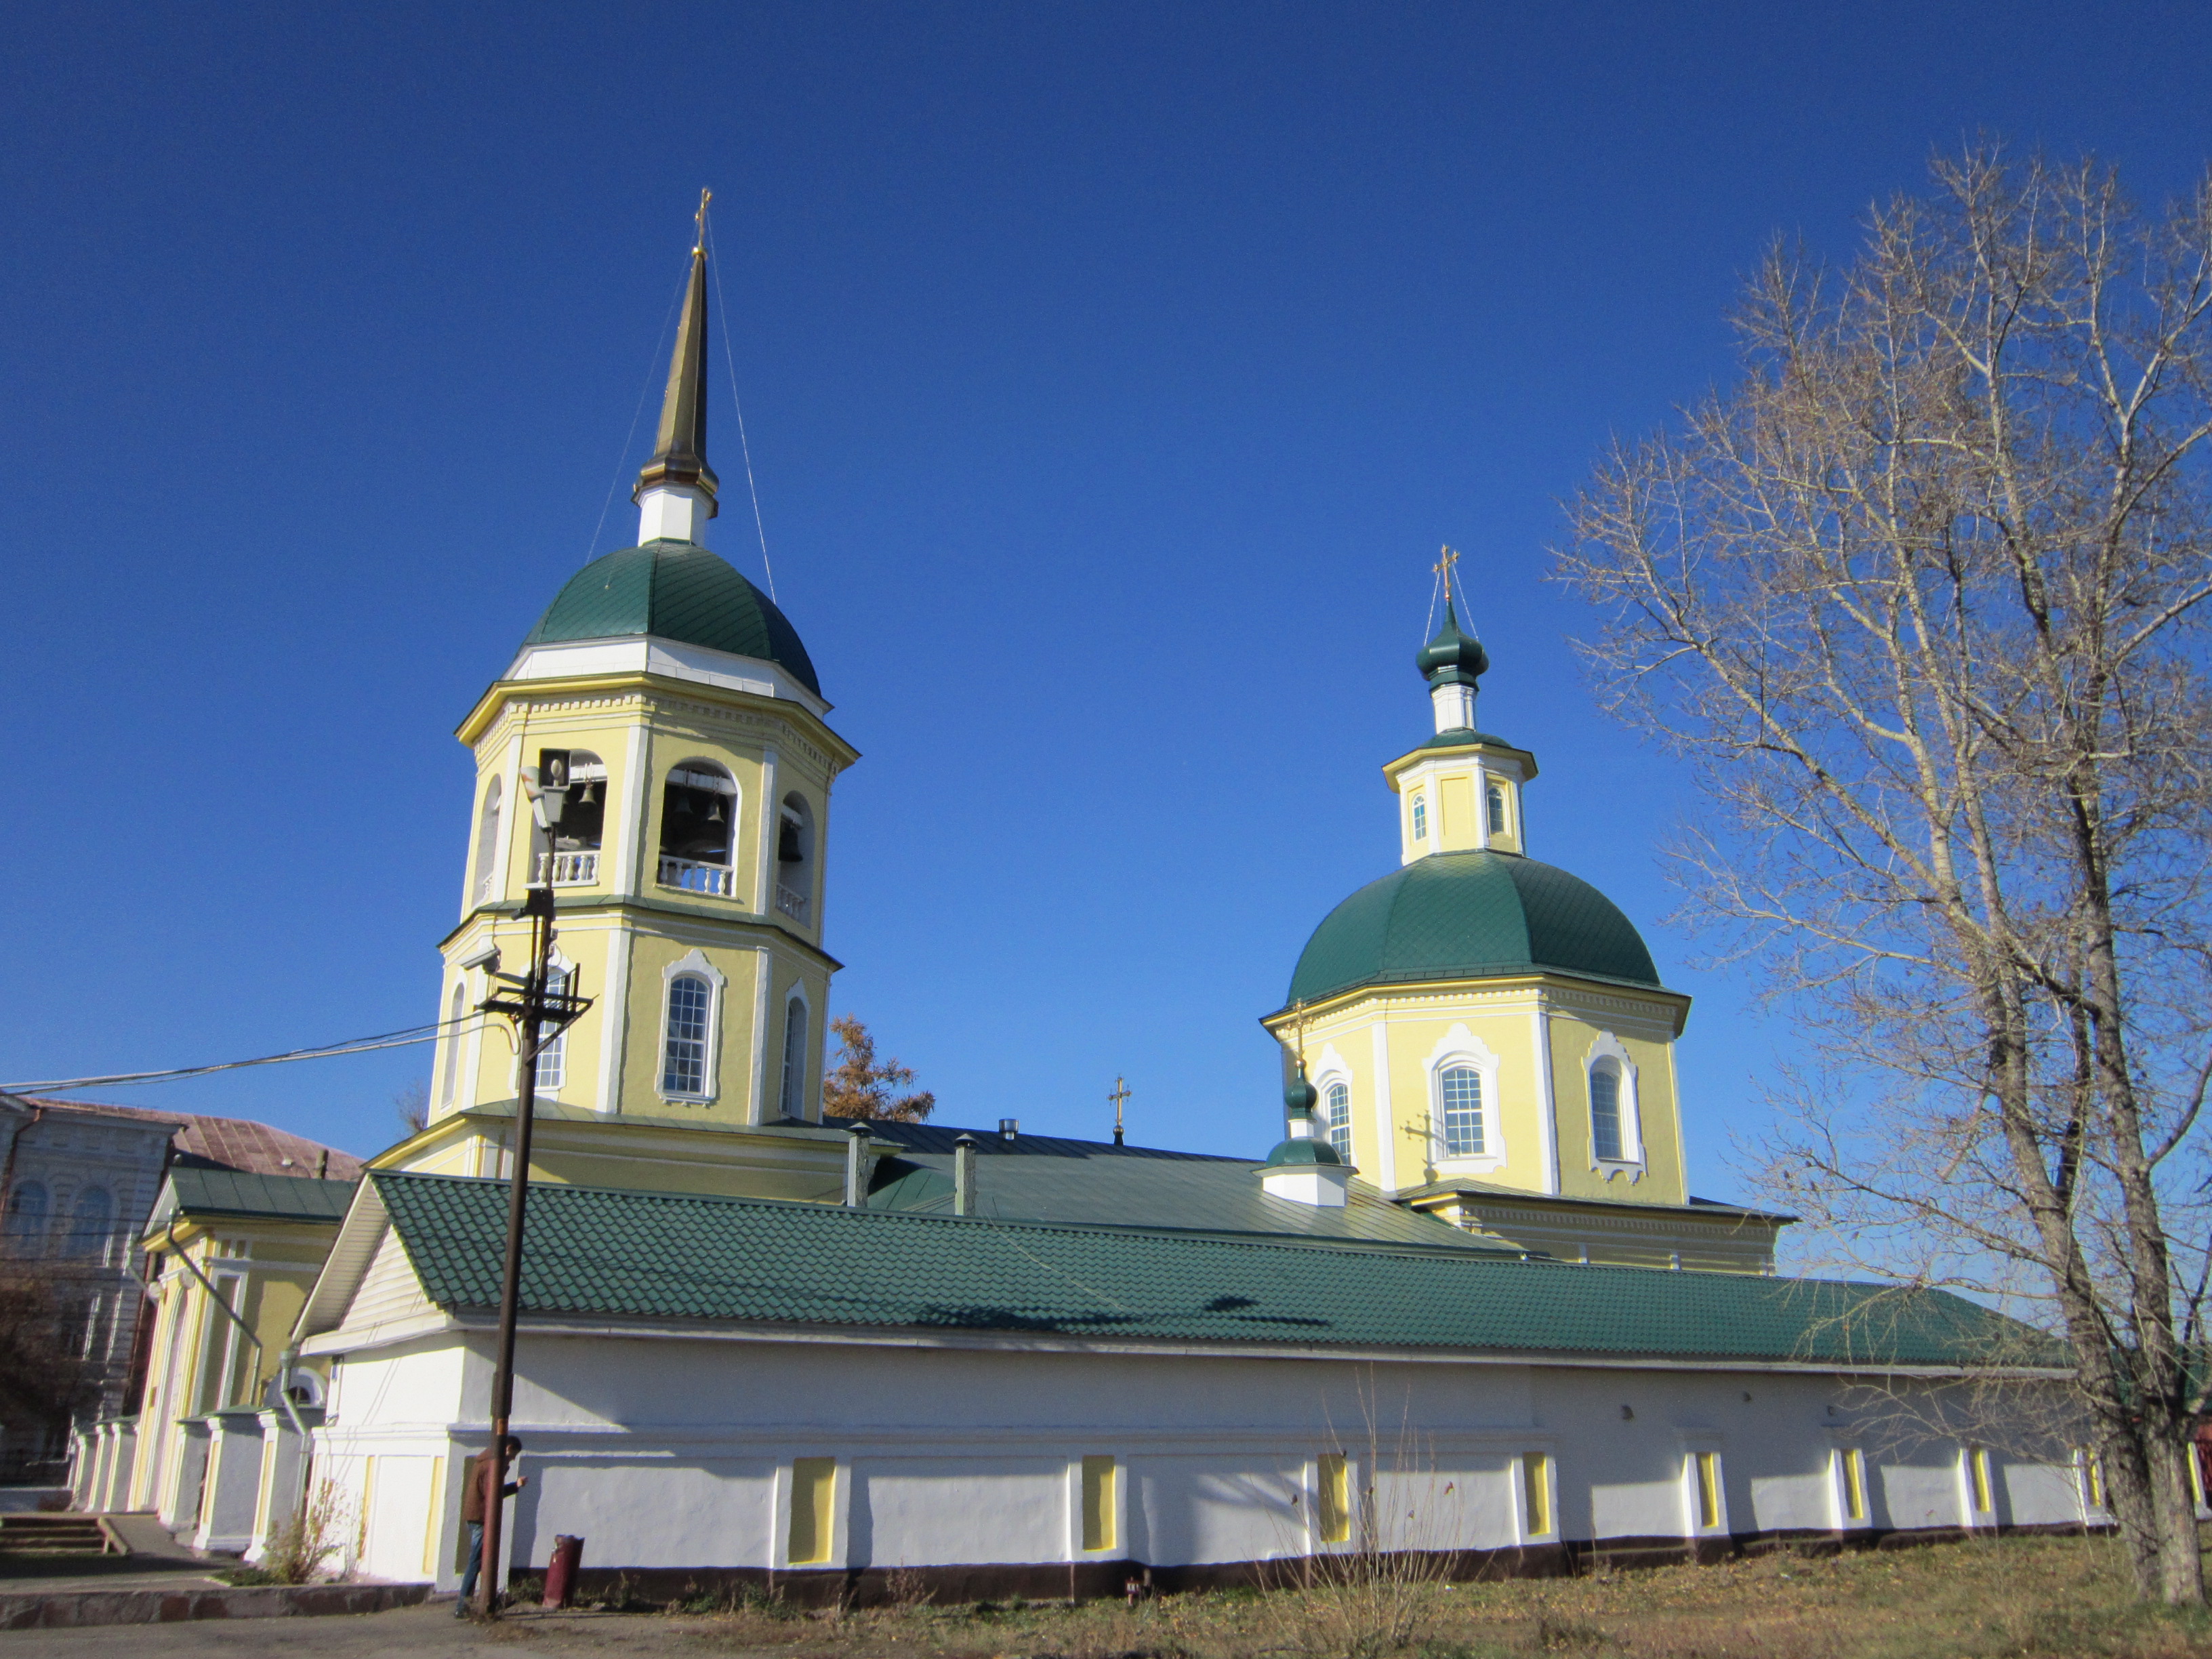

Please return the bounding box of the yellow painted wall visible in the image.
[1547,1010,1688,1206]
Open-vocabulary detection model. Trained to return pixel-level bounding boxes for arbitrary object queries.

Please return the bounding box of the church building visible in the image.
[96,220,2133,1597]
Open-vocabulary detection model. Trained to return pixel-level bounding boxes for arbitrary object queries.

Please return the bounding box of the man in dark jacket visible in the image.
[457,1436,526,1615]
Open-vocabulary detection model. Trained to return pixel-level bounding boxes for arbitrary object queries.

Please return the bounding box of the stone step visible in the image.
[0,1516,121,1555]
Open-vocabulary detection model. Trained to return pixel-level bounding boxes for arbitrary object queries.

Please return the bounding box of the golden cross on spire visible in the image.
[1109,1076,1130,1145]
[693,187,713,254]
[1433,544,1460,609]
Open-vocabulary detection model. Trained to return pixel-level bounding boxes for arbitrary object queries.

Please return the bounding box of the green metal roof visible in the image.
[161,1168,356,1223]
[1286,849,1662,1007]
[523,541,820,696]
[366,1171,2049,1368]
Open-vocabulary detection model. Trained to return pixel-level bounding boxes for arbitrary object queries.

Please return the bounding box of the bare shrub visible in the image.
[260,1478,347,1584]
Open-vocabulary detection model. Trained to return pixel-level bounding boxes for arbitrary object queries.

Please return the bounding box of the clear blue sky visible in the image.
[4,3,2207,1208]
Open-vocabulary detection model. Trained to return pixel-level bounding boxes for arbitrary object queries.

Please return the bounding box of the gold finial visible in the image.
[693,187,713,254]
[1433,544,1460,609]
[1109,1076,1131,1145]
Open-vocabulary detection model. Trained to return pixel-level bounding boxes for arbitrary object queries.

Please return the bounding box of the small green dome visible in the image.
[1261,1135,1345,1169]
[1415,600,1489,688]
[524,540,820,697]
[1286,850,1661,1006]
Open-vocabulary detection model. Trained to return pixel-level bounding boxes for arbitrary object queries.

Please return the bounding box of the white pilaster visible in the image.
[1432,682,1475,733]
[1370,1020,1396,1193]
[594,923,632,1116]
[754,748,779,917]
[1531,996,1560,1195]
[748,945,775,1124]
[1473,758,1490,851]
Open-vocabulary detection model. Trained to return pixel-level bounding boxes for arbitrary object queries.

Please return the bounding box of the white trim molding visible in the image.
[655,949,727,1107]
[1581,1029,1645,1181]
[1425,1025,1506,1176]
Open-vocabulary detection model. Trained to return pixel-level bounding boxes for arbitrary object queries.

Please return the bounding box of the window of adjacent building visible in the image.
[1316,1453,1351,1544]
[1439,1065,1485,1158]
[1840,1447,1868,1523]
[472,777,504,904]
[1521,1453,1553,1537]
[533,966,571,1092]
[662,975,712,1097]
[1081,1455,1118,1553]
[5,1181,48,1246]
[1324,1081,1352,1162]
[659,762,738,895]
[1590,1060,1626,1162]
[1486,782,1507,836]
[1410,794,1428,842]
[779,996,811,1120]
[540,750,607,886]
[1694,1451,1722,1531]
[787,1458,836,1565]
[66,1187,112,1261]
[439,982,467,1111]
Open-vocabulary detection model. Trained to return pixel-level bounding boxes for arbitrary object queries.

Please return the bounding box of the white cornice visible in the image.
[502,636,832,721]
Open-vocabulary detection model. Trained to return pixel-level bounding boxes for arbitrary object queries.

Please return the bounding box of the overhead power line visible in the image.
[2,1011,485,1097]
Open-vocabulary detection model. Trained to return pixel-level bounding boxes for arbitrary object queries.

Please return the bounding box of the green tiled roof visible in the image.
[165,1168,356,1223]
[367,1172,2049,1368]
[1286,849,1661,1007]
[524,540,820,696]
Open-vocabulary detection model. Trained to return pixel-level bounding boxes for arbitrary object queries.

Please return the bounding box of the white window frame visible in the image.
[1582,1031,1645,1178]
[438,981,468,1113]
[772,1454,848,1571]
[1424,1026,1505,1174]
[1515,1446,1559,1544]
[525,950,575,1099]
[1677,1433,1729,1539]
[1409,792,1428,842]
[1065,1453,1131,1561]
[1959,1443,1999,1530]
[656,950,726,1105]
[1829,1439,1872,1530]
[778,984,815,1122]
[470,774,506,906]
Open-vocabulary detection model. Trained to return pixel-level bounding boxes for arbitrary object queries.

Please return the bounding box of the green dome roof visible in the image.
[1261,1135,1345,1169]
[523,539,820,697]
[1286,850,1661,1006]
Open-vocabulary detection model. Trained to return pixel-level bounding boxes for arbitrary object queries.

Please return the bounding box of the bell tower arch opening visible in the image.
[659,762,739,897]
[776,794,815,924]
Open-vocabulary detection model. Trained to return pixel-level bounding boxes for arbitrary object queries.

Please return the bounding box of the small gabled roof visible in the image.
[304,1171,2059,1372]
[148,1168,356,1233]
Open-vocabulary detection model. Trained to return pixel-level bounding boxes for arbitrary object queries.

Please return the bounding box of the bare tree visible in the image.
[1555,147,2212,1603]
[823,1016,936,1123]
[393,1078,429,1136]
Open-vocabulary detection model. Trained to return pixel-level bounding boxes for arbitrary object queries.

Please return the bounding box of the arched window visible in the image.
[1410,794,1428,842]
[438,981,467,1111]
[778,995,811,1120]
[659,762,737,896]
[532,965,571,1093]
[541,750,607,886]
[1486,783,1507,837]
[66,1187,112,1260]
[5,1181,48,1247]
[662,975,712,1096]
[1590,1061,1624,1162]
[1439,1066,1485,1158]
[775,794,816,925]
[472,777,505,903]
[1323,1081,1352,1161]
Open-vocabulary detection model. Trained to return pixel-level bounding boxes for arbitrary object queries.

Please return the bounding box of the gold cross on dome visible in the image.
[1109,1076,1130,1134]
[693,187,713,253]
[1433,544,1460,607]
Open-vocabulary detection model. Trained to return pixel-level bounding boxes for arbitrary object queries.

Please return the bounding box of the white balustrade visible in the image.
[659,857,735,897]
[775,882,810,923]
[536,851,599,886]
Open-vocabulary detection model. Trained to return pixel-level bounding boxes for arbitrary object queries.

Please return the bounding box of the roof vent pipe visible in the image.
[954,1134,978,1216]
[843,1121,871,1208]
[998,1118,1018,1141]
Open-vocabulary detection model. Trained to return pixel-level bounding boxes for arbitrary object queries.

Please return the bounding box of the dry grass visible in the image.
[602,1534,2212,1659]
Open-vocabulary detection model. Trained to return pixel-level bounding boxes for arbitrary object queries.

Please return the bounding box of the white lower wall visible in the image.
[311,1327,2091,1589]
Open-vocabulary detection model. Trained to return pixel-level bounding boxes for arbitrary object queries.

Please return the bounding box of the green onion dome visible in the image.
[1286,849,1661,1007]
[1415,599,1489,688]
[523,539,820,697]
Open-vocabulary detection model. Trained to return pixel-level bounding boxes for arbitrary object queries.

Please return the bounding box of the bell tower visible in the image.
[384,206,862,1203]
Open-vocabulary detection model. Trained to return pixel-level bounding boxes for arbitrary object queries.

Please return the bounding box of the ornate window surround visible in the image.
[1311,1043,1354,1164]
[1424,1024,1506,1174]
[657,949,726,1105]
[1582,1030,1645,1180]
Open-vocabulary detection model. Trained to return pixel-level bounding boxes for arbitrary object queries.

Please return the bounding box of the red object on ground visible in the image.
[543,1535,584,1608]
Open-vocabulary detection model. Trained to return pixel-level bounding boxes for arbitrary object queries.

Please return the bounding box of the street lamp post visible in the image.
[472,750,590,1616]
